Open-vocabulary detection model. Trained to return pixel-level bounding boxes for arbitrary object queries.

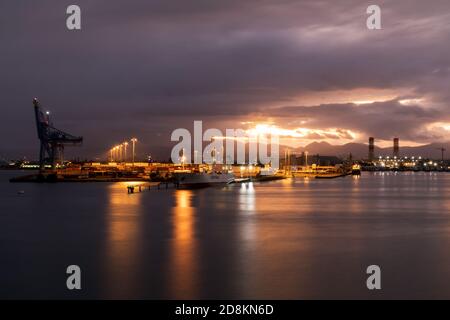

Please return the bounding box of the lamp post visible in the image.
[181,148,186,170]
[110,149,113,162]
[194,150,198,164]
[123,142,128,162]
[118,144,123,162]
[131,138,138,166]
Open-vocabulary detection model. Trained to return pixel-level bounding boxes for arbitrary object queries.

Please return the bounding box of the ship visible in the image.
[174,171,235,188]
[292,164,349,179]
[253,165,285,181]
[351,164,361,175]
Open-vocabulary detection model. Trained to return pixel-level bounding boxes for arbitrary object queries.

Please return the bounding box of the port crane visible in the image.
[33,98,83,171]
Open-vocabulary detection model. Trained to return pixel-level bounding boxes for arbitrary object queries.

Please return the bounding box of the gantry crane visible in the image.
[33,98,83,171]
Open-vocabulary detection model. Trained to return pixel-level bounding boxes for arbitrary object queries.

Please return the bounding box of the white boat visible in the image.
[260,166,278,176]
[174,172,235,188]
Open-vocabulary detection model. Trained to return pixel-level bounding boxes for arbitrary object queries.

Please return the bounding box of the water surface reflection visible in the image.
[167,190,198,298]
[2,172,450,299]
[103,182,143,298]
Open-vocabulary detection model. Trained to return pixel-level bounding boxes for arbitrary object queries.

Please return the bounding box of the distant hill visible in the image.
[288,141,450,160]
[150,141,450,162]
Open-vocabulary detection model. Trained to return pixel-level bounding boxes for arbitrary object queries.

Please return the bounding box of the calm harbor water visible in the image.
[1,170,450,299]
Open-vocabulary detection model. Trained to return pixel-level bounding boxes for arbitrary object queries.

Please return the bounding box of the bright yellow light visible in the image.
[245,123,358,142]
[399,98,424,105]
[427,122,450,131]
[353,100,378,105]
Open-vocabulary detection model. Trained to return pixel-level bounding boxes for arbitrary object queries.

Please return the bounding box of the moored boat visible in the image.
[351,164,361,175]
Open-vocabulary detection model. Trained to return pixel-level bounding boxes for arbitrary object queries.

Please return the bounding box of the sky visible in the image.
[1,0,450,160]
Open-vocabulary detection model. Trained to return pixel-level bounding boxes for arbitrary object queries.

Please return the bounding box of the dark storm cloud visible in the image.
[1,0,449,159]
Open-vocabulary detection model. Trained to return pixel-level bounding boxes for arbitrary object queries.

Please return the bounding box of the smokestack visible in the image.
[368,137,375,161]
[393,138,399,158]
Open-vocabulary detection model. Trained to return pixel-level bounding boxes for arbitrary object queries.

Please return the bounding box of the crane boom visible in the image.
[33,98,83,171]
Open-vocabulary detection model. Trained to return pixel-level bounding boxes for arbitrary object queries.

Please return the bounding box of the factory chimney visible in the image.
[368,137,375,161]
[393,138,399,158]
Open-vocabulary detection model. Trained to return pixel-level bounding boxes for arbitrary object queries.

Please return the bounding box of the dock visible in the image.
[9,173,150,183]
[126,182,174,193]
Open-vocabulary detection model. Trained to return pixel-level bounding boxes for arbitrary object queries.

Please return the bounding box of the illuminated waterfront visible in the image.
[1,171,450,299]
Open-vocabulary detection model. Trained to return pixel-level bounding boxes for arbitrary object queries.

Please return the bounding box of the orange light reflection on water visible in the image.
[167,190,198,298]
[103,182,142,298]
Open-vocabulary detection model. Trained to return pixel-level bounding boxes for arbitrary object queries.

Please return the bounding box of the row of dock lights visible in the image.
[378,156,422,159]
[109,138,138,163]
[376,155,442,169]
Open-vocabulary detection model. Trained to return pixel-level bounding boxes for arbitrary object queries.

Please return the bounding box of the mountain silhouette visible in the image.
[287,141,450,160]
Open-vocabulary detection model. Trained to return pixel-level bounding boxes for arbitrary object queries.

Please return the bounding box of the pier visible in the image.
[126,182,170,193]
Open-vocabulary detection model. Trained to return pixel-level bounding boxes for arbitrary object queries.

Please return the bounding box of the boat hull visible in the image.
[174,172,234,188]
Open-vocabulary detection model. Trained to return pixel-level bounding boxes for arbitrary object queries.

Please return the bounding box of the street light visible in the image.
[123,142,129,162]
[118,144,123,162]
[131,138,138,166]
[212,147,216,164]
[181,148,186,170]
[112,146,116,161]
[114,146,119,161]
[110,148,113,162]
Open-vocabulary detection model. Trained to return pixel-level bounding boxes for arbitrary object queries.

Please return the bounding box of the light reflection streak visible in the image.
[239,182,256,245]
[103,182,142,298]
[236,181,317,298]
[168,190,198,298]
[239,182,255,212]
